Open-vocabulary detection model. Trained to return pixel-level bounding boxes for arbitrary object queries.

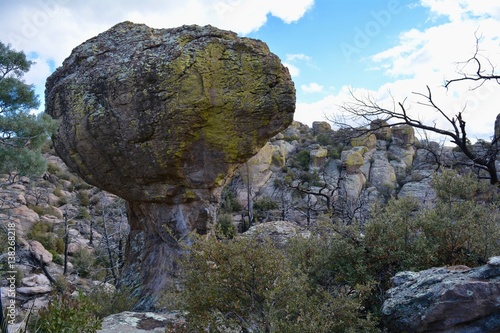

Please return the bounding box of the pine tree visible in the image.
[0,41,56,181]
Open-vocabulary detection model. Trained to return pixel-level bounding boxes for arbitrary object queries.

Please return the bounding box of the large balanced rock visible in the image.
[45,21,295,309]
[382,257,500,332]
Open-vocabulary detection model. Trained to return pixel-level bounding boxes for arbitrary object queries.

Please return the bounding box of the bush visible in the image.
[86,285,137,318]
[29,294,102,333]
[46,162,62,175]
[27,221,64,254]
[295,150,311,170]
[29,205,63,219]
[419,170,500,265]
[78,190,90,207]
[53,187,64,198]
[181,236,378,332]
[253,197,279,222]
[52,253,64,266]
[72,248,95,278]
[219,186,241,213]
[29,292,102,333]
[215,213,236,239]
[77,206,91,220]
[316,133,333,146]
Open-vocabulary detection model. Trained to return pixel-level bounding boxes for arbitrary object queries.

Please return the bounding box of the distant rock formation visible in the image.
[45,21,295,309]
[382,257,500,333]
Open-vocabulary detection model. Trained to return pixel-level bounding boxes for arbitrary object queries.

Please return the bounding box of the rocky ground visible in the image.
[1,120,499,332]
[0,151,126,329]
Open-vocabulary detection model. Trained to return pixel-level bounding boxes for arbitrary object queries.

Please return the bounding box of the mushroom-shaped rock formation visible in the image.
[45,21,295,309]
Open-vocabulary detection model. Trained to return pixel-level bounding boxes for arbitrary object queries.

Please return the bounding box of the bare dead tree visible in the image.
[331,35,500,184]
[444,34,500,89]
[63,204,70,275]
[332,82,500,185]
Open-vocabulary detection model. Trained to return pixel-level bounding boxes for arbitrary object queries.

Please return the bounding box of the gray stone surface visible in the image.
[98,311,187,333]
[382,260,500,333]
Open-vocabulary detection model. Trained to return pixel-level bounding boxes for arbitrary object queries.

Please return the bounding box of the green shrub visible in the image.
[86,285,137,318]
[181,236,378,332]
[295,150,311,170]
[72,248,95,278]
[78,190,90,207]
[29,292,102,333]
[419,170,500,265]
[58,170,73,181]
[46,162,62,175]
[220,186,241,213]
[77,207,91,220]
[27,221,65,253]
[53,186,64,197]
[316,133,333,146]
[215,213,236,239]
[253,197,279,222]
[29,205,63,219]
[52,253,64,266]
[327,146,342,159]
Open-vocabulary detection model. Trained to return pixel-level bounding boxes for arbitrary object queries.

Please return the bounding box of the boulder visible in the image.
[342,151,365,174]
[370,119,391,140]
[388,144,415,168]
[382,257,500,333]
[243,220,310,247]
[368,151,397,193]
[28,240,52,264]
[45,21,295,309]
[310,146,328,167]
[351,133,377,149]
[11,205,39,234]
[98,311,187,333]
[21,274,50,287]
[16,285,53,296]
[392,125,415,146]
[398,178,436,204]
[312,121,332,135]
[341,173,366,200]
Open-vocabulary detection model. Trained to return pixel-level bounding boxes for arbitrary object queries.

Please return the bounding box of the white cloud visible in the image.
[283,63,300,77]
[286,53,312,62]
[301,82,324,94]
[421,0,500,21]
[296,0,500,141]
[0,0,313,113]
[0,0,314,67]
[371,0,500,83]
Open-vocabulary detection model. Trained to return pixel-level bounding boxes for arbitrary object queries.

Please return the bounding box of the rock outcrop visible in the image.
[382,257,500,333]
[98,311,187,333]
[45,21,295,309]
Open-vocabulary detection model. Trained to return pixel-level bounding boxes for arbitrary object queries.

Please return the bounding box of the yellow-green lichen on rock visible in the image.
[343,151,365,174]
[351,133,377,149]
[44,22,295,309]
[392,125,415,146]
[45,22,295,203]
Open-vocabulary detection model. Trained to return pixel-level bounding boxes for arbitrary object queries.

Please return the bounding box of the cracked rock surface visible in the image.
[45,21,295,309]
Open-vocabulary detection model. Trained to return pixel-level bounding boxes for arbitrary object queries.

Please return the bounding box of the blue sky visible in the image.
[248,1,443,100]
[1,0,500,140]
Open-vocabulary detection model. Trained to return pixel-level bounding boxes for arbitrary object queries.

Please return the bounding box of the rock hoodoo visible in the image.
[45,21,295,308]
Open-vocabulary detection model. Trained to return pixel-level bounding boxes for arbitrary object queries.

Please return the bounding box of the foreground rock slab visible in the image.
[45,21,295,309]
[98,311,187,333]
[382,257,500,333]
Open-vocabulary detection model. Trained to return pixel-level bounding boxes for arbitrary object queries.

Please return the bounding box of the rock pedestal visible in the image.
[45,21,295,309]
